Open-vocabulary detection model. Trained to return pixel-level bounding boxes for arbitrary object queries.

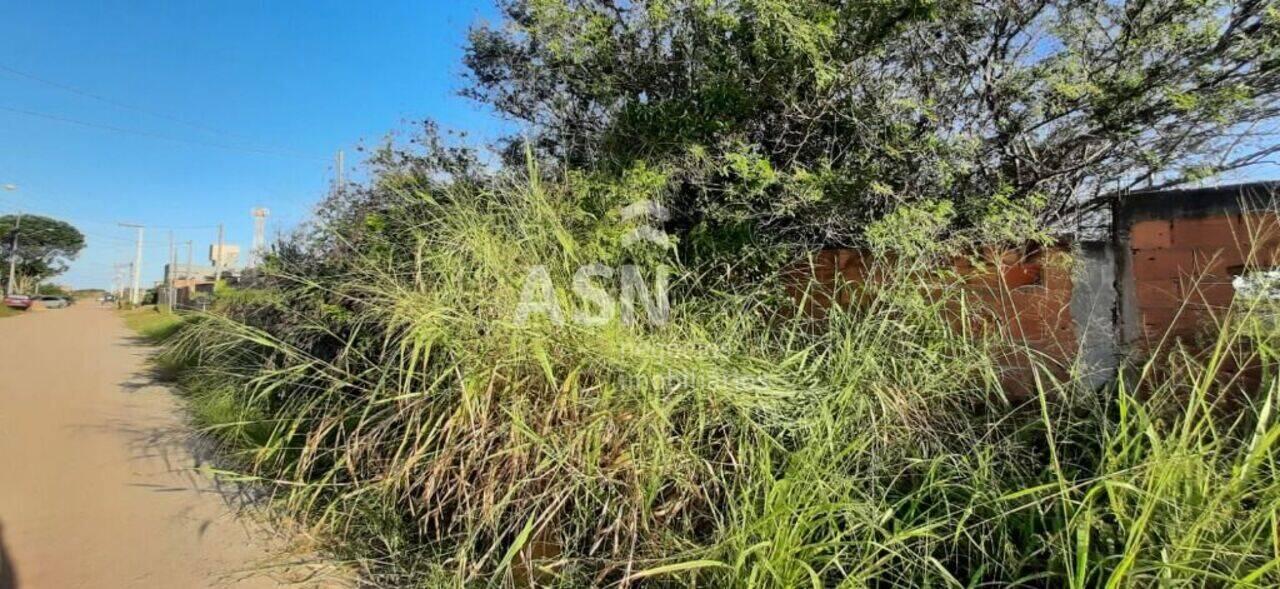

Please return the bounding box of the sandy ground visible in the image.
[0,305,344,588]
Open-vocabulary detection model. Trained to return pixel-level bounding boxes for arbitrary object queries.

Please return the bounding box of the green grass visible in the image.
[0,305,20,319]
[155,173,1280,587]
[119,305,197,384]
[120,306,185,342]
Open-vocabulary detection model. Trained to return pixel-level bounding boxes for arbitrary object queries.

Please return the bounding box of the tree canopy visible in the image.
[0,214,86,291]
[464,0,1280,264]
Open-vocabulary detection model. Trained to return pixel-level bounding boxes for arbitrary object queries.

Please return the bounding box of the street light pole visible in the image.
[5,212,20,296]
[3,183,18,296]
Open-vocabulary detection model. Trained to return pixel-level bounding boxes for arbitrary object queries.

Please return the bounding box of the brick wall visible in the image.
[958,247,1077,358]
[786,246,1078,357]
[785,182,1279,388]
[1117,183,1280,345]
[1128,214,1279,340]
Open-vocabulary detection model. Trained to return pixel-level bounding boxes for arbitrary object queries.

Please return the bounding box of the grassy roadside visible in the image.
[148,172,1280,587]
[119,306,185,342]
[0,306,19,319]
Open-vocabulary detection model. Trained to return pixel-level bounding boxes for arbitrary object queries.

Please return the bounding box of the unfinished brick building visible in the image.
[1116,183,1280,343]
[791,181,1280,388]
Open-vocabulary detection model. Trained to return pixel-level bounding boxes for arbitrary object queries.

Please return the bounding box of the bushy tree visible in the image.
[0,214,86,292]
[465,0,1280,267]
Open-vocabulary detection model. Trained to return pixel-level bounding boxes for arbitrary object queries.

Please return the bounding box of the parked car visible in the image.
[3,294,31,310]
[35,295,70,309]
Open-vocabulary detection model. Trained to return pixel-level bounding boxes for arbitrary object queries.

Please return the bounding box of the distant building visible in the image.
[164,263,217,283]
[209,244,240,269]
[155,245,243,309]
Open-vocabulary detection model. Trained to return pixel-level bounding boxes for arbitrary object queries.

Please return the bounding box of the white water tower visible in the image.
[250,207,270,266]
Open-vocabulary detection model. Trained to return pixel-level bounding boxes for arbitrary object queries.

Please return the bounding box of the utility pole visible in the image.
[119,263,131,302]
[166,230,176,309]
[111,262,130,303]
[213,223,224,284]
[2,183,16,296]
[119,223,144,305]
[182,239,193,309]
[336,150,344,193]
[5,212,20,296]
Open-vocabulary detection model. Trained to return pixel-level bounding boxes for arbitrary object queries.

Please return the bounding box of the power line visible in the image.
[150,223,220,230]
[0,62,323,160]
[0,202,199,248]
[0,105,325,161]
[0,200,181,241]
[0,63,222,134]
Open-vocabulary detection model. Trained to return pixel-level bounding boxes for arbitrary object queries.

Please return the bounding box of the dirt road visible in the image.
[0,305,336,588]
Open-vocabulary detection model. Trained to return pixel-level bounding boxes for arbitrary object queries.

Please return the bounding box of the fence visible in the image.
[788,181,1280,390]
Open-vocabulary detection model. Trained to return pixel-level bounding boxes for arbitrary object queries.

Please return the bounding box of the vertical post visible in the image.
[119,223,145,306]
[167,230,176,309]
[121,264,131,303]
[5,212,20,296]
[112,263,129,303]
[132,227,144,305]
[213,223,224,284]
[336,150,344,191]
[182,239,193,309]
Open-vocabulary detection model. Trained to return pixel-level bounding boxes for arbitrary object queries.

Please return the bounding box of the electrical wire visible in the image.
[0,62,325,161]
[0,205,197,248]
[0,106,328,161]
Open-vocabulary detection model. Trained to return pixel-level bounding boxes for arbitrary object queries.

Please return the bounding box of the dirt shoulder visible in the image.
[0,305,344,588]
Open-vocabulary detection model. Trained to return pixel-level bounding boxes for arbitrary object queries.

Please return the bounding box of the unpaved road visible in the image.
[0,305,336,588]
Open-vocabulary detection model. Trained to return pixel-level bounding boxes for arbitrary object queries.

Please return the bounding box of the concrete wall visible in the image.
[1071,241,1120,389]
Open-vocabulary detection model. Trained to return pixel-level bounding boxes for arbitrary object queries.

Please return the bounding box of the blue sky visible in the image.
[0,1,504,289]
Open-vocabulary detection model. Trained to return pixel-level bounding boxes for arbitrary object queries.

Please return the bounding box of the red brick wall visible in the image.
[782,184,1280,391]
[1127,212,1280,341]
[953,247,1076,359]
[786,246,1078,358]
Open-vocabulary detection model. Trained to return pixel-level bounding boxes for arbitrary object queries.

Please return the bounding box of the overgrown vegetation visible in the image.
[156,0,1280,586]
[156,168,1280,587]
[466,0,1280,271]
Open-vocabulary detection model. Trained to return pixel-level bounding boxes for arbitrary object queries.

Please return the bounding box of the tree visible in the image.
[464,0,1280,265]
[1,214,86,292]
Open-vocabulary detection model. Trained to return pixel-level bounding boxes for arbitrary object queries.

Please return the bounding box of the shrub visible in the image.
[163,171,1280,587]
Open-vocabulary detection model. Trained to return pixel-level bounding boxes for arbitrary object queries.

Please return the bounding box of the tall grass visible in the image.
[162,173,1280,587]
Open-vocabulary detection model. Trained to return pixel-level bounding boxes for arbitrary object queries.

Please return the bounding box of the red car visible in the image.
[3,294,32,310]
